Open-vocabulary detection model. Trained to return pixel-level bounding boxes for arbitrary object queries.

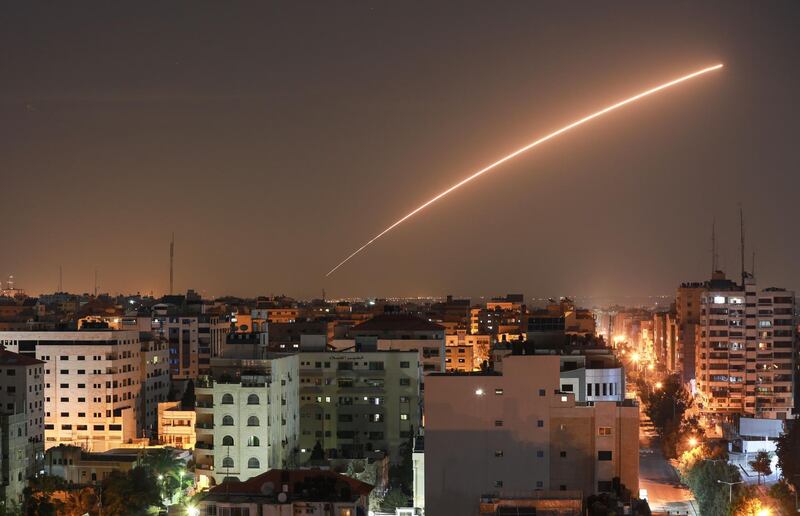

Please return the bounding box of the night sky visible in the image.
[2,2,799,300]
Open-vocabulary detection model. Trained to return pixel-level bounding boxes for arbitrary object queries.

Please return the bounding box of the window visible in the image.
[560,451,567,458]
[248,436,260,447]
[538,389,546,396]
[222,415,234,426]
[494,420,503,427]
[247,457,260,469]
[400,378,410,386]
[222,435,234,446]
[598,451,613,461]
[400,361,410,368]
[400,414,409,420]
[247,394,259,405]
[221,393,234,405]
[536,450,544,458]
[598,427,612,436]
[368,361,384,371]
[537,420,544,428]
[495,388,504,395]
[494,480,503,488]
[222,457,234,469]
[495,450,504,457]
[247,416,259,427]
[536,481,543,488]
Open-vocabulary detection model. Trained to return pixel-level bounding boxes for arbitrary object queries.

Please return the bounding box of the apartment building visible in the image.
[140,333,170,437]
[296,350,421,464]
[696,275,796,419]
[0,330,144,451]
[676,281,707,383]
[194,354,299,486]
[155,314,229,379]
[157,401,196,449]
[446,330,490,370]
[350,314,445,374]
[445,344,474,372]
[0,348,45,503]
[425,354,639,515]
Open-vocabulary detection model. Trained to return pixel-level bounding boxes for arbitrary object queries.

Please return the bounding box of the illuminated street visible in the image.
[639,414,697,515]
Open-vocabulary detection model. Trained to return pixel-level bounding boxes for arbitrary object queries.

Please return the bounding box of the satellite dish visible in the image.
[260,481,275,495]
[277,492,288,503]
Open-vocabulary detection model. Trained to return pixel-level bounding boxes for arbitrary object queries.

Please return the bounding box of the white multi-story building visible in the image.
[296,350,421,464]
[0,349,45,503]
[0,330,144,451]
[696,275,796,419]
[194,354,299,486]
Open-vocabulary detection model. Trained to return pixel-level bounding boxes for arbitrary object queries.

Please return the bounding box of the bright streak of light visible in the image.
[326,63,723,276]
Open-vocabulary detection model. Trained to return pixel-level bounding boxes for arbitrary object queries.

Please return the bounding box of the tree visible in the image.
[640,374,691,437]
[309,440,325,462]
[101,468,161,515]
[776,420,800,491]
[181,379,196,410]
[60,488,99,516]
[684,459,741,516]
[749,450,772,485]
[380,488,408,511]
[23,475,68,516]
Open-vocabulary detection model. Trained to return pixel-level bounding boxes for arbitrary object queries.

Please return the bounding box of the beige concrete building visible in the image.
[0,412,29,504]
[696,275,795,419]
[194,354,299,486]
[446,330,490,369]
[296,350,421,464]
[0,330,144,452]
[445,344,474,372]
[158,401,196,449]
[425,354,639,515]
[44,445,138,484]
[350,314,446,374]
[676,280,706,383]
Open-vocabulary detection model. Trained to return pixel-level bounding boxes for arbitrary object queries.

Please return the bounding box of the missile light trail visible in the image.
[326,63,724,277]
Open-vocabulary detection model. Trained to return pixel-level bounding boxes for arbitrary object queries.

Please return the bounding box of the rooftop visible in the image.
[0,348,44,366]
[352,313,444,333]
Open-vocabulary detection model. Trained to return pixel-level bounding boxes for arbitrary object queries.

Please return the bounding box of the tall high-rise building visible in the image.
[676,280,707,383]
[695,275,795,419]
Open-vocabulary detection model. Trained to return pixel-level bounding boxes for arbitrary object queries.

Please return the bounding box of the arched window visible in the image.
[247,436,260,447]
[247,416,259,427]
[221,393,234,405]
[222,435,234,446]
[222,415,234,426]
[222,457,234,469]
[248,457,260,469]
[247,394,259,405]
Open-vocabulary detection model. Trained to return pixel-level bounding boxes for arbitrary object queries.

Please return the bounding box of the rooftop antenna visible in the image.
[739,204,746,285]
[93,269,98,297]
[751,249,756,280]
[170,233,175,296]
[58,265,63,292]
[711,219,719,275]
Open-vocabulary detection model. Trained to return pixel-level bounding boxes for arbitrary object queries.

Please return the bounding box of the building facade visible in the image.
[296,350,421,464]
[156,315,229,379]
[696,276,796,419]
[425,355,639,516]
[194,354,299,486]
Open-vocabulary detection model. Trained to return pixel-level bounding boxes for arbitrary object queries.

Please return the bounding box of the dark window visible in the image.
[598,451,612,461]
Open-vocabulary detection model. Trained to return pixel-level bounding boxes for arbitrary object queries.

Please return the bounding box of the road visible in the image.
[639,414,697,515]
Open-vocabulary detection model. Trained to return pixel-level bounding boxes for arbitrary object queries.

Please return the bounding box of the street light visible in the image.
[655,382,663,390]
[688,437,699,448]
[756,509,771,516]
[717,479,743,504]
